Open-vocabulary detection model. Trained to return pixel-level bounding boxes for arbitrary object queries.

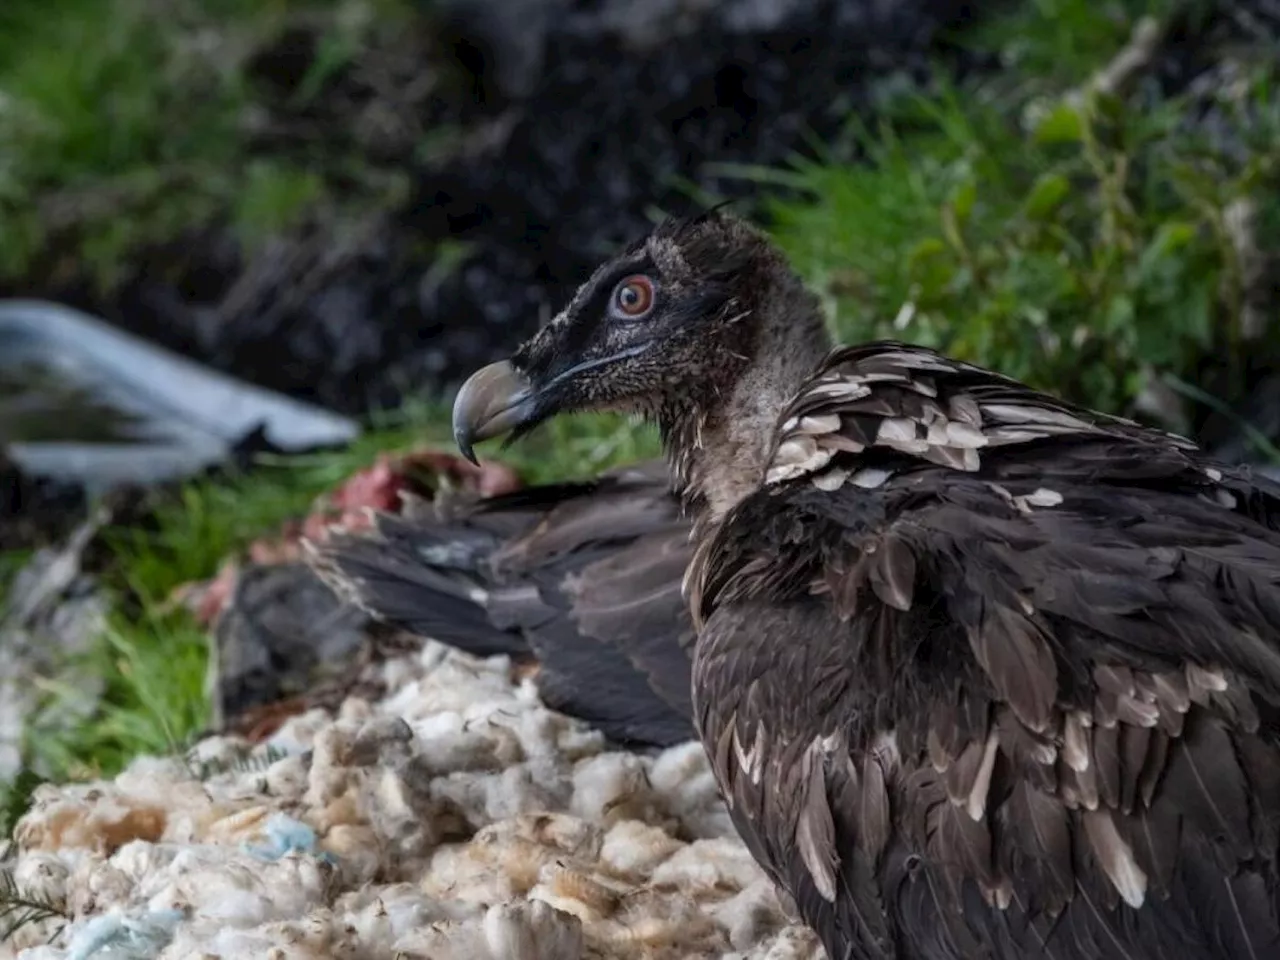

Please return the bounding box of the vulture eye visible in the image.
[611,275,655,319]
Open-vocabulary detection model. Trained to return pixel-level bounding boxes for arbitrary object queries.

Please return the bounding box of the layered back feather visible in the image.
[686,341,1280,960]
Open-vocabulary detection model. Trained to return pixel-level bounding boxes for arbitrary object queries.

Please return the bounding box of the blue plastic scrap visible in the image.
[242,811,336,864]
[64,909,185,960]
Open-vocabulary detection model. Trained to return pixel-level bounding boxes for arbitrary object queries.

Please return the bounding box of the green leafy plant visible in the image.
[757,67,1280,420]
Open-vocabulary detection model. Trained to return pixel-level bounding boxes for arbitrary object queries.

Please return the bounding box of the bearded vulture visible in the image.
[309,459,696,747]
[449,210,1280,960]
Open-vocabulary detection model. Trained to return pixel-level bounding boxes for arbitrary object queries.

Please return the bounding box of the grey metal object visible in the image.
[0,300,360,492]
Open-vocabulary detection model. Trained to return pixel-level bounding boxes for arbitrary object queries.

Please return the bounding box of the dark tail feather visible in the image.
[308,512,530,659]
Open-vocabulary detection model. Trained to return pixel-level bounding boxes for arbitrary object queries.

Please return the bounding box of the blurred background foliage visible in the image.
[0,0,418,287]
[0,0,1274,428]
[764,2,1280,436]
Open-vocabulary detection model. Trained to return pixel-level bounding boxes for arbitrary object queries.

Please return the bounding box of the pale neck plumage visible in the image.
[661,270,831,523]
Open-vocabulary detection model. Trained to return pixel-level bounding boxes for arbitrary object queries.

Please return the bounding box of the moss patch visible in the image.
[0,0,421,289]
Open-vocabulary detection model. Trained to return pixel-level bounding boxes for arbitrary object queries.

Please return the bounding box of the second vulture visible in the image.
[441,211,1280,960]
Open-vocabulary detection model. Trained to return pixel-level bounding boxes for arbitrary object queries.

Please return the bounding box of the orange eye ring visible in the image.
[612,275,655,318]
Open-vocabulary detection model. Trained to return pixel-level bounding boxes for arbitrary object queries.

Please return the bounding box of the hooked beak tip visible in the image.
[457,436,480,467]
[451,360,534,464]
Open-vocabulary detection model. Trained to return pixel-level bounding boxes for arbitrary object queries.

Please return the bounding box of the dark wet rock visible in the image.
[0,454,86,555]
[0,450,53,538]
[383,0,989,409]
[208,562,373,729]
[1143,1,1280,104]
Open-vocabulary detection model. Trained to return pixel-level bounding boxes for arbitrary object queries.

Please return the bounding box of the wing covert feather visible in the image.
[690,343,1280,958]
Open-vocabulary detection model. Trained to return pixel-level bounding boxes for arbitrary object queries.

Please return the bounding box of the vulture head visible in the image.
[453,212,832,513]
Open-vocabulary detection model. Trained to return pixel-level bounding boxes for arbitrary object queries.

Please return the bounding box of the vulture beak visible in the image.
[452,360,535,464]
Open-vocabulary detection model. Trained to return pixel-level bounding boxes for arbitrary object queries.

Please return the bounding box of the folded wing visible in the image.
[690,342,1280,959]
[311,460,698,747]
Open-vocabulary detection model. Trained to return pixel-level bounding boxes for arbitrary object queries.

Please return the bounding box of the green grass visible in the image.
[0,0,419,288]
[20,618,213,783]
[749,6,1280,425]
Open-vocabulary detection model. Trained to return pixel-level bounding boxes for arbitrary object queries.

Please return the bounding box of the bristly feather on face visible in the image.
[453,211,832,515]
[507,214,773,432]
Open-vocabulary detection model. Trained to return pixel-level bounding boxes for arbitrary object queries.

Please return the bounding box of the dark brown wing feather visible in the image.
[690,342,1280,960]
[312,460,697,747]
